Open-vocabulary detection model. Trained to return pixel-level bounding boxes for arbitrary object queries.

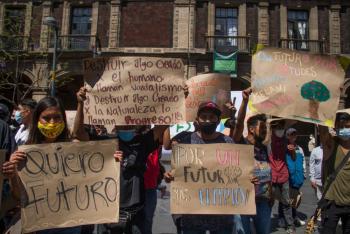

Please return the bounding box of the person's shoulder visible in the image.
[217,133,234,143]
[0,118,7,126]
[0,119,10,131]
[172,131,193,143]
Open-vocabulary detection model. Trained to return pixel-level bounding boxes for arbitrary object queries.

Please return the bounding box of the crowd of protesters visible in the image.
[0,83,349,234]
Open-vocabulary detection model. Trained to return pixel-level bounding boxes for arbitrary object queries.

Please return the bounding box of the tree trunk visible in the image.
[309,99,319,120]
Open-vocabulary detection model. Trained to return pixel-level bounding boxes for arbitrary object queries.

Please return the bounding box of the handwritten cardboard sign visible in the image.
[186,73,231,121]
[83,57,186,126]
[0,150,5,209]
[5,219,21,234]
[171,143,256,214]
[18,140,120,233]
[65,111,77,132]
[251,48,345,127]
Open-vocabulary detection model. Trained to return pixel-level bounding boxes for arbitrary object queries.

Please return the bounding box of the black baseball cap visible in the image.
[197,101,221,117]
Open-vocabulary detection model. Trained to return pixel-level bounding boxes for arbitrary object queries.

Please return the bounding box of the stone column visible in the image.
[309,6,318,40]
[184,64,197,79]
[238,3,247,36]
[207,2,215,51]
[61,1,71,49]
[0,3,5,35]
[173,0,195,49]
[108,0,121,48]
[23,2,33,50]
[258,2,269,45]
[329,4,341,54]
[39,1,52,50]
[32,61,50,99]
[280,4,287,40]
[91,1,99,48]
[309,6,319,53]
[238,3,247,51]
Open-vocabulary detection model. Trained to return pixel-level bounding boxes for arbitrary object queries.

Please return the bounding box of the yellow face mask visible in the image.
[37,121,65,139]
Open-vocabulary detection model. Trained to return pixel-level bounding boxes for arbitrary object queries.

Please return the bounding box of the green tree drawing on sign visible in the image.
[300,80,330,120]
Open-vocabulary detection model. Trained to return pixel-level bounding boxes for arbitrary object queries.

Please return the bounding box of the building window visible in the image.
[4,7,26,34]
[69,7,92,49]
[1,7,26,50]
[287,10,309,50]
[215,8,238,52]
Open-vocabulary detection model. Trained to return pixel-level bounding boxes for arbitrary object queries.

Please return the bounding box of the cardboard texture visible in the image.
[83,57,186,126]
[171,143,256,215]
[251,48,345,127]
[186,73,231,121]
[18,140,120,233]
[65,111,77,132]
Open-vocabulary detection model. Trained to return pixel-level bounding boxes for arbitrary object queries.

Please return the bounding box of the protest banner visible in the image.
[171,143,256,215]
[65,110,77,132]
[0,150,5,209]
[171,91,250,138]
[83,57,186,127]
[5,219,21,234]
[186,73,231,121]
[251,48,345,127]
[18,140,120,233]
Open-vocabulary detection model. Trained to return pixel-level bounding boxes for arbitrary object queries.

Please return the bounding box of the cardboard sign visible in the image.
[251,48,345,127]
[65,111,77,132]
[171,91,250,138]
[5,219,21,234]
[83,57,186,126]
[171,143,256,215]
[186,73,231,121]
[0,150,5,209]
[18,140,120,233]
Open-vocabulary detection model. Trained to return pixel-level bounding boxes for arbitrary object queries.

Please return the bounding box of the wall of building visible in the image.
[0,0,350,110]
[120,1,173,47]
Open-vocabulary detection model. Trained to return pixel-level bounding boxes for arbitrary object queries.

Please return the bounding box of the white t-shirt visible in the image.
[15,124,29,146]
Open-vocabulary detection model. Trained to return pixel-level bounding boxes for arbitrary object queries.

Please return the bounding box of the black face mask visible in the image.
[199,121,217,135]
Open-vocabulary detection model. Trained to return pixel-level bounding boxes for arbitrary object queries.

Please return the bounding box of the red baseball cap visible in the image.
[197,101,221,117]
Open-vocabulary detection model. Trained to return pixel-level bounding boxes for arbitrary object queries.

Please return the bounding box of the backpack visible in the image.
[286,146,305,189]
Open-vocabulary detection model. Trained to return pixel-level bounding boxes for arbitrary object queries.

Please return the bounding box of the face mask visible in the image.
[15,111,22,124]
[118,130,136,142]
[199,121,217,135]
[274,129,285,138]
[337,128,350,140]
[38,121,65,139]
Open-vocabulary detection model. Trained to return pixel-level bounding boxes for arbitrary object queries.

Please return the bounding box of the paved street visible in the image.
[152,157,342,234]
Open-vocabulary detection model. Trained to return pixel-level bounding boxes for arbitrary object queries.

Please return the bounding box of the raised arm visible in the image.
[232,88,251,142]
[72,87,89,141]
[163,127,172,150]
[153,125,168,143]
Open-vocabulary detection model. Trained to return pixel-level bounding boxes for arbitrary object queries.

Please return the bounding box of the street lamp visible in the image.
[43,16,59,97]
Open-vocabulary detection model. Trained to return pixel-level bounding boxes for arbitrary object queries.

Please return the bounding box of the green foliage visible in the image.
[300,80,330,102]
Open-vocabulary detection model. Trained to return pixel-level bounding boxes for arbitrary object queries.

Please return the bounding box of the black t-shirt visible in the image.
[0,119,15,159]
[118,130,159,208]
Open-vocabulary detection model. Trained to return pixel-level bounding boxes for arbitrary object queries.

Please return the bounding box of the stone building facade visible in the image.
[0,0,350,111]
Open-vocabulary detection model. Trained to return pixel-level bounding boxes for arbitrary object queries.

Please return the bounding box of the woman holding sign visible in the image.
[2,89,123,234]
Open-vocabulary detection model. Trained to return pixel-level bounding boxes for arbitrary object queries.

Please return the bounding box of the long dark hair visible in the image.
[27,97,70,144]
